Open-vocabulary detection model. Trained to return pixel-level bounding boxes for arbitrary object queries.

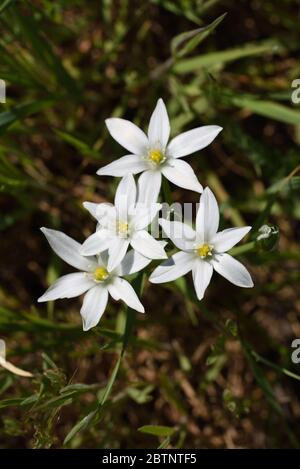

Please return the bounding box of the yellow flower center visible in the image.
[93,267,109,282]
[117,221,129,236]
[148,148,165,165]
[196,243,213,259]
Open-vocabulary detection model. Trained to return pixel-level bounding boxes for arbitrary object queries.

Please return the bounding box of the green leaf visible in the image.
[150,0,202,25]
[0,0,16,15]
[63,409,98,445]
[0,100,54,133]
[63,356,122,445]
[173,40,281,73]
[138,425,176,437]
[60,383,99,395]
[32,394,73,411]
[99,354,122,406]
[6,7,79,95]
[54,129,101,159]
[231,96,300,126]
[251,350,300,382]
[0,397,25,409]
[171,13,227,58]
[267,176,300,194]
[241,340,283,415]
[0,41,50,91]
[63,273,145,445]
[158,436,171,449]
[127,385,154,404]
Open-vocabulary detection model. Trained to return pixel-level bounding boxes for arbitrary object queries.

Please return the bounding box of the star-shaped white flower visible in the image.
[149,187,253,299]
[38,228,151,331]
[80,173,167,271]
[97,98,222,202]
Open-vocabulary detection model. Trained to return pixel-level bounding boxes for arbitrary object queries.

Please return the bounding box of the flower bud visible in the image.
[256,224,279,251]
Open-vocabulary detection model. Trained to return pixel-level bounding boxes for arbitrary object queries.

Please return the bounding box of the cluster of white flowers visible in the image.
[38,99,253,330]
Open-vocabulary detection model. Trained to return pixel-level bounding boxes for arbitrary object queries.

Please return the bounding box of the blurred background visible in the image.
[0,0,300,449]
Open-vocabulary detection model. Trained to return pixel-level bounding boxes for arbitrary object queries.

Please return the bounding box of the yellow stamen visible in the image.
[117,221,129,235]
[93,267,109,282]
[148,148,165,165]
[196,243,213,259]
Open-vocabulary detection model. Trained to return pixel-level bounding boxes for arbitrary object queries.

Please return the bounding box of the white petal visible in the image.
[167,125,222,158]
[98,250,109,267]
[159,219,195,251]
[108,277,144,313]
[41,228,97,272]
[149,251,195,284]
[130,230,167,259]
[83,202,116,223]
[80,230,113,256]
[137,170,162,206]
[38,273,94,302]
[83,201,99,219]
[148,98,170,148]
[115,174,136,220]
[0,357,33,378]
[162,159,203,193]
[212,226,252,253]
[132,203,161,230]
[80,286,108,331]
[105,118,148,154]
[107,237,130,271]
[97,154,148,176]
[212,253,254,288]
[114,249,152,276]
[196,187,219,243]
[192,260,213,300]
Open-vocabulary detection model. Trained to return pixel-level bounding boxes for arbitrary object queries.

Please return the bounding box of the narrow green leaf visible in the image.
[54,129,101,159]
[138,425,176,437]
[99,354,122,406]
[173,40,281,73]
[0,0,16,15]
[241,340,283,415]
[33,395,73,411]
[0,100,54,133]
[60,383,99,395]
[63,409,98,445]
[0,397,24,409]
[127,385,154,404]
[171,13,227,58]
[8,8,79,94]
[63,273,145,445]
[232,96,300,126]
[158,436,171,449]
[251,350,300,382]
[267,176,300,194]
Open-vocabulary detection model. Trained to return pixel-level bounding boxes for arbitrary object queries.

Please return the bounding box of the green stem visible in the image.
[97,272,145,409]
[229,240,256,256]
[64,273,145,445]
[251,350,300,382]
[162,177,173,206]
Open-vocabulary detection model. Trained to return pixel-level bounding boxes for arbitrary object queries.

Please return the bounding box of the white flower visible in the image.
[38,228,151,331]
[149,187,253,299]
[97,98,222,201]
[80,173,167,271]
